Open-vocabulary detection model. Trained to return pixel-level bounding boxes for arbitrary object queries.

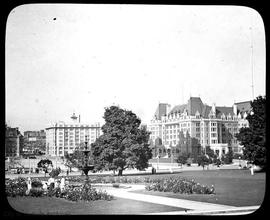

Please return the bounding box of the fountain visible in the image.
[81,135,94,184]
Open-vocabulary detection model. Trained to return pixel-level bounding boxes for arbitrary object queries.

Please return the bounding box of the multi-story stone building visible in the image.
[23,130,46,154]
[45,113,101,157]
[148,97,250,159]
[5,125,24,157]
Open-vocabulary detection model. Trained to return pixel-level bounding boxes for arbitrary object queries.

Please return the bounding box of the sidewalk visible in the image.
[103,184,259,215]
[104,184,235,211]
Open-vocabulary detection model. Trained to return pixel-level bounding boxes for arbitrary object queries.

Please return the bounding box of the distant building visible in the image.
[148,97,251,159]
[5,125,24,157]
[45,113,101,157]
[23,130,46,154]
[235,101,251,129]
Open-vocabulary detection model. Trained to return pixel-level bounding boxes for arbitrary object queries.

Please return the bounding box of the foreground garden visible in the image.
[6,169,266,214]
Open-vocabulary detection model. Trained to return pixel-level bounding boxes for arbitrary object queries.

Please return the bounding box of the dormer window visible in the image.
[195,110,200,119]
[221,113,225,120]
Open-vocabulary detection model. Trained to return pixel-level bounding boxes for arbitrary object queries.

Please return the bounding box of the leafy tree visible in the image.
[205,146,215,158]
[49,167,61,178]
[91,106,152,176]
[64,143,94,172]
[204,146,219,164]
[197,155,210,170]
[37,159,53,176]
[222,147,234,164]
[235,96,266,169]
[176,152,189,167]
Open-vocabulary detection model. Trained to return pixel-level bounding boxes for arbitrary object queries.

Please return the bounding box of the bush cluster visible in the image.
[65,175,152,184]
[31,179,43,188]
[65,175,215,195]
[60,183,113,202]
[49,168,61,178]
[145,177,215,194]
[5,177,27,197]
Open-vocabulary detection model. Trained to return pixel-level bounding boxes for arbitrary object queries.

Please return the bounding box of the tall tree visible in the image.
[91,106,152,175]
[37,159,53,177]
[235,96,266,169]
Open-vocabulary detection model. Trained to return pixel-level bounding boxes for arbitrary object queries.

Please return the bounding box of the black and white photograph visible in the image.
[5,4,266,215]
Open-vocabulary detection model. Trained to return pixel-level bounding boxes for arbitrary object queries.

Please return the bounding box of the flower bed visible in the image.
[5,177,113,202]
[5,177,27,197]
[65,175,151,184]
[145,177,215,194]
[64,175,215,195]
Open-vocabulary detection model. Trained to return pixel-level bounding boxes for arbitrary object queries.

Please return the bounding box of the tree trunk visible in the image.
[118,169,123,176]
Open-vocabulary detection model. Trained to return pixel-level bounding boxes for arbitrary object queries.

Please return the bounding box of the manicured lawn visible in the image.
[132,169,266,207]
[5,169,265,214]
[7,196,184,215]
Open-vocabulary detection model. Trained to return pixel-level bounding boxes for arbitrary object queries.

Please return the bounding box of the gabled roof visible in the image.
[215,106,234,118]
[166,97,239,119]
[235,101,251,114]
[168,104,186,115]
[201,105,212,118]
[187,97,204,116]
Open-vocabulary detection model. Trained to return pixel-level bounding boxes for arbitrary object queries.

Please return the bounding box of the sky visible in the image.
[5,4,265,133]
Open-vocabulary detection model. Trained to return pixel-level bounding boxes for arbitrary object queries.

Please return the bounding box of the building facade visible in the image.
[148,97,250,159]
[23,130,46,154]
[45,113,101,157]
[5,125,24,157]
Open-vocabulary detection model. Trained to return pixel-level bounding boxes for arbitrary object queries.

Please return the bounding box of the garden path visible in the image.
[103,184,237,211]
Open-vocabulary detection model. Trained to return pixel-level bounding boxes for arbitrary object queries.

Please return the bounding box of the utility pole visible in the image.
[250,15,255,101]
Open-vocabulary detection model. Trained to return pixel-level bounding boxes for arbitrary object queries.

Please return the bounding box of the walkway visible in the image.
[98,184,259,214]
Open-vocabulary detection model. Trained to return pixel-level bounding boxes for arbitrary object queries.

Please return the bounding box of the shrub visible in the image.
[49,168,61,178]
[29,188,44,197]
[60,183,113,202]
[145,177,215,195]
[31,179,43,188]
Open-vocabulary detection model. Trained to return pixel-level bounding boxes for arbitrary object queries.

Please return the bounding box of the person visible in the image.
[60,177,65,191]
[48,177,55,189]
[42,181,48,191]
[66,169,69,176]
[26,177,32,195]
[250,164,254,175]
[55,179,60,188]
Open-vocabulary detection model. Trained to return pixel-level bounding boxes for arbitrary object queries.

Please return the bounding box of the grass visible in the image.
[6,169,266,214]
[132,169,266,207]
[7,196,185,215]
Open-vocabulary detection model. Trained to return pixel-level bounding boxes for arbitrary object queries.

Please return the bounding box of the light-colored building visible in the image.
[45,113,101,157]
[148,97,250,158]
